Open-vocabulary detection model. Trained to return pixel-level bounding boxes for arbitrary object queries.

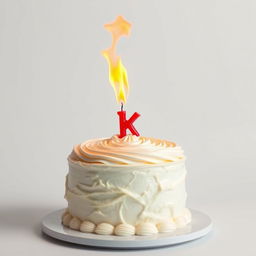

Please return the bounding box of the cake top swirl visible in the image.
[69,135,185,166]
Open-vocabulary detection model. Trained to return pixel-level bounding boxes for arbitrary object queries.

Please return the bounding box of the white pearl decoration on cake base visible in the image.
[114,223,135,236]
[156,220,176,233]
[62,213,72,226]
[69,217,81,230]
[95,223,114,235]
[80,221,96,233]
[135,222,158,236]
[61,209,191,236]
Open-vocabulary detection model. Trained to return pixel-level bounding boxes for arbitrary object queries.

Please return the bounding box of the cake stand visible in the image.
[41,209,212,249]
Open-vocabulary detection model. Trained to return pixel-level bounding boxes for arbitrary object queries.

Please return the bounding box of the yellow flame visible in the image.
[102,16,131,104]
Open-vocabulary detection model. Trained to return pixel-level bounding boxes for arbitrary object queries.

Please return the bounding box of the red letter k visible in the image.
[117,111,140,138]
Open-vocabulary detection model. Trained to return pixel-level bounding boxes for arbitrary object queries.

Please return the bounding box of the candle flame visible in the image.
[102,16,131,104]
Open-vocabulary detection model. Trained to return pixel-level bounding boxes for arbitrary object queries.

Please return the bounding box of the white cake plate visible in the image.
[41,209,212,249]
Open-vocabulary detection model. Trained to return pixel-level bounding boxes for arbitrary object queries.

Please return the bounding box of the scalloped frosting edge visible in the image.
[61,208,191,236]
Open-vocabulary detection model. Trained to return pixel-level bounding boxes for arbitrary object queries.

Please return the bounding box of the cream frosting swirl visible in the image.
[69,135,184,166]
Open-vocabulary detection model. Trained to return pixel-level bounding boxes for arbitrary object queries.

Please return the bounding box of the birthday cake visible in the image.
[61,16,191,236]
[62,135,191,236]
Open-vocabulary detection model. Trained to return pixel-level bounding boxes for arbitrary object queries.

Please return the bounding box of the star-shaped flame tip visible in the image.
[104,16,131,37]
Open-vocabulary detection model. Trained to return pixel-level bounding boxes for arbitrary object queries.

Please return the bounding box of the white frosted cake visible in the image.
[62,135,191,236]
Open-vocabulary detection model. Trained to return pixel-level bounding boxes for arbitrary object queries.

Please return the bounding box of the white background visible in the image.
[0,0,255,255]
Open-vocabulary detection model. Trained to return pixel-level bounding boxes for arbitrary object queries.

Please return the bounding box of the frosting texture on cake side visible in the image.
[64,135,191,236]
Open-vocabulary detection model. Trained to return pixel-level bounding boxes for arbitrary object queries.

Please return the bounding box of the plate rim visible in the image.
[41,208,212,249]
